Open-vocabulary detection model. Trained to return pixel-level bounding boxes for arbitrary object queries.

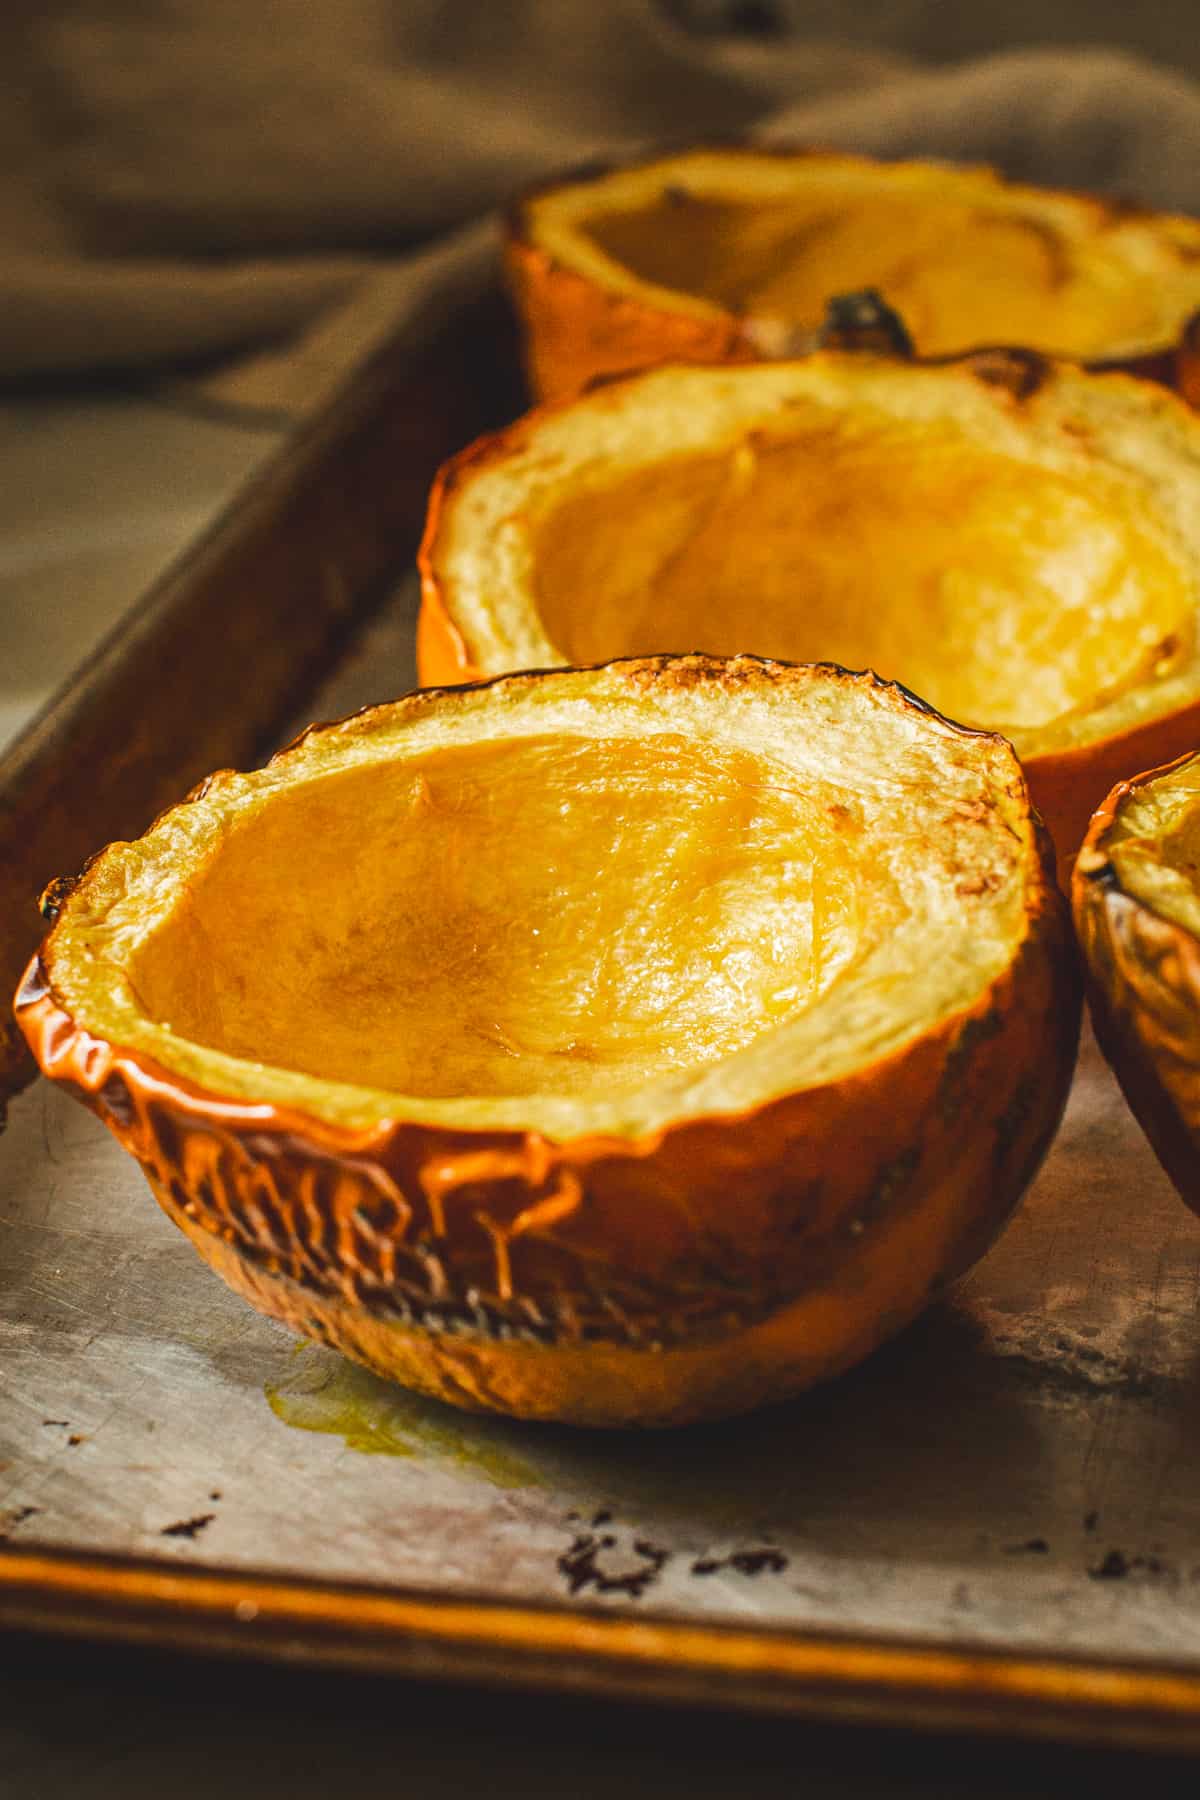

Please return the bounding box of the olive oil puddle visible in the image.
[264,1348,540,1490]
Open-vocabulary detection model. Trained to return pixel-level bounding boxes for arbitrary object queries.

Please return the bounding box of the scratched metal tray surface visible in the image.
[5,570,1200,1748]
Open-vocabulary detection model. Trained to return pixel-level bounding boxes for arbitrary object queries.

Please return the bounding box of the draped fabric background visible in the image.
[4,2,1200,410]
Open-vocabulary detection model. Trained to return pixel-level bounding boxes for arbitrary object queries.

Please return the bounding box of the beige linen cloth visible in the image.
[5,2,1200,416]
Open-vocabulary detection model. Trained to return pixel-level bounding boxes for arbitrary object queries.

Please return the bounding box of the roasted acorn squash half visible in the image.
[16,658,1079,1427]
[1075,753,1200,1212]
[420,352,1200,872]
[508,146,1200,402]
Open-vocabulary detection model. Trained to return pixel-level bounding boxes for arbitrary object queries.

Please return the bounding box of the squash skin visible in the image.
[1028,708,1200,894]
[1074,756,1200,1212]
[15,660,1081,1427]
[504,234,756,407]
[507,148,1200,404]
[415,572,481,688]
[1179,313,1200,410]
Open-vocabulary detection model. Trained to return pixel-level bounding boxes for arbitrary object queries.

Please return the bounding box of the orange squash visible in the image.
[1075,753,1200,1211]
[507,147,1200,402]
[419,351,1200,875]
[16,657,1079,1426]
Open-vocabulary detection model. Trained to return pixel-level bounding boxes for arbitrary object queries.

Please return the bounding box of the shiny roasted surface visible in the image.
[19,658,1079,1423]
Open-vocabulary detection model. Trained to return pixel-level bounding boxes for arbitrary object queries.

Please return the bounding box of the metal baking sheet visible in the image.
[5,574,1200,1747]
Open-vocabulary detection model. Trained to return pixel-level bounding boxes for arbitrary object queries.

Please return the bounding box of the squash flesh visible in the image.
[586,191,1159,361]
[1098,762,1200,941]
[41,664,1029,1138]
[520,151,1200,383]
[130,733,872,1101]
[530,409,1191,737]
[423,354,1200,830]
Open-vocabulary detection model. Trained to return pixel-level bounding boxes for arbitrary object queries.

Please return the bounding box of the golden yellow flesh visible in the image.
[586,193,1164,359]
[130,734,878,1101]
[530,412,1190,736]
[1106,763,1200,939]
[1161,804,1200,878]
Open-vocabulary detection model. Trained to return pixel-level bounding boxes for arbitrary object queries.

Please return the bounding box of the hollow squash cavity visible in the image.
[530,413,1191,736]
[586,191,1158,361]
[129,733,875,1102]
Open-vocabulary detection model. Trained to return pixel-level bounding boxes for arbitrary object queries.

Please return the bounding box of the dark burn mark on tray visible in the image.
[1090,1549,1132,1581]
[0,1505,41,1540]
[690,1548,789,1577]
[994,1333,1157,1403]
[160,1513,216,1541]
[1088,1549,1171,1582]
[557,1527,670,1599]
[1003,1537,1050,1555]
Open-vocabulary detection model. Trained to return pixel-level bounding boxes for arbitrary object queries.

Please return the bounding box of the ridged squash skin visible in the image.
[16,658,1080,1427]
[508,147,1200,403]
[1075,755,1200,1211]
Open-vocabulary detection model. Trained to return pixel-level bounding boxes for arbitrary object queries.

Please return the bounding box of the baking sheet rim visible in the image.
[4,1541,1200,1750]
